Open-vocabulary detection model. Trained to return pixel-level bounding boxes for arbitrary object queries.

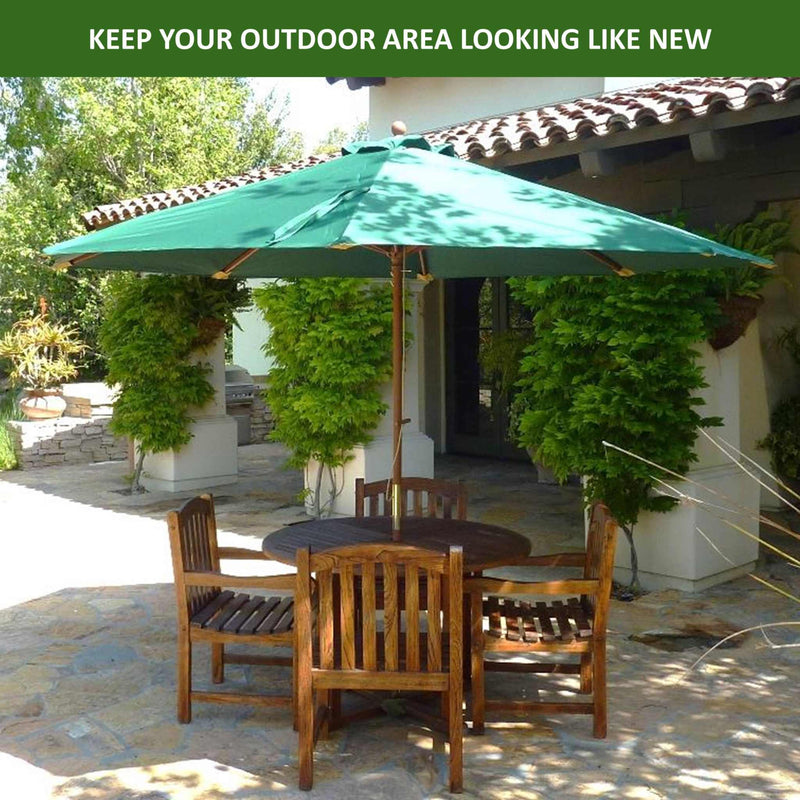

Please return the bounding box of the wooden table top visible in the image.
[262,516,531,572]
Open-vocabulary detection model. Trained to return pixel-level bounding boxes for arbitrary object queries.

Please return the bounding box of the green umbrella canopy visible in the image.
[46,135,769,277]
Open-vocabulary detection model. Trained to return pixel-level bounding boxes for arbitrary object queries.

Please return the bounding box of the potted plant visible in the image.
[0,312,85,420]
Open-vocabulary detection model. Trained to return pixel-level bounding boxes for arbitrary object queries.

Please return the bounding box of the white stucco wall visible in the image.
[231,279,275,380]
[368,77,675,137]
[369,77,603,136]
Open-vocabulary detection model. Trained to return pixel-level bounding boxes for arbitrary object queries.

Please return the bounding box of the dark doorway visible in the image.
[445,278,531,459]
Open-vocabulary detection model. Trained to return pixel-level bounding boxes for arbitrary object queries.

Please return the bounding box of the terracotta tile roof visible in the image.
[82,77,800,231]
[423,77,800,160]
[81,154,336,230]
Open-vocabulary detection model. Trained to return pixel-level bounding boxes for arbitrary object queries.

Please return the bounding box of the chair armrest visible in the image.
[508,552,586,568]
[464,576,598,596]
[184,572,296,591]
[217,546,270,561]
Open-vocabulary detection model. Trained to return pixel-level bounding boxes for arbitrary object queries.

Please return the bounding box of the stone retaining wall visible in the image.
[249,384,273,443]
[6,416,128,469]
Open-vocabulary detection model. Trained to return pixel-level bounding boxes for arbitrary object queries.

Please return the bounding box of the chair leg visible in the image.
[318,689,331,740]
[592,639,607,739]
[580,652,592,694]
[211,643,224,684]
[292,651,299,732]
[177,628,192,724]
[298,680,314,790]
[448,689,463,793]
[330,689,342,729]
[470,594,485,734]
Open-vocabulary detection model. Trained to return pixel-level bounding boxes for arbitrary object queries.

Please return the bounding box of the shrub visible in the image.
[761,395,800,481]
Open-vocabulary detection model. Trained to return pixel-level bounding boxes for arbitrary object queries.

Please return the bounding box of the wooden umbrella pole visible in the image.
[391,246,404,539]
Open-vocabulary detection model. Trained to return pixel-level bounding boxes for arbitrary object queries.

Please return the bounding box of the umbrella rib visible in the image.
[212,248,259,280]
[53,252,98,271]
[363,244,393,257]
[582,249,635,277]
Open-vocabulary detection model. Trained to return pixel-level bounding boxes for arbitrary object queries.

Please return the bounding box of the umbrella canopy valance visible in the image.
[45,135,771,536]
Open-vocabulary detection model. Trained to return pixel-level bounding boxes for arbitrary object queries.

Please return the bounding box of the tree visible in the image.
[313,120,369,156]
[0,77,303,376]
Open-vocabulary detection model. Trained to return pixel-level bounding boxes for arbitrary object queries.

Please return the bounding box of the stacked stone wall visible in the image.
[7,416,128,469]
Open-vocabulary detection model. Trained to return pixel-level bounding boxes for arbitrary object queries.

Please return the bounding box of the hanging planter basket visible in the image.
[708,295,764,351]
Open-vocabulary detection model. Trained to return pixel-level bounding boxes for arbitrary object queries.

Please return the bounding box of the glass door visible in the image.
[445,278,531,459]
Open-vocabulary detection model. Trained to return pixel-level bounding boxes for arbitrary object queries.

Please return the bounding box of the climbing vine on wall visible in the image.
[100,274,249,491]
[254,277,394,515]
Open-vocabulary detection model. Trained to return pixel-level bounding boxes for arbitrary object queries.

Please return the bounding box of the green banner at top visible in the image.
[0,2,795,74]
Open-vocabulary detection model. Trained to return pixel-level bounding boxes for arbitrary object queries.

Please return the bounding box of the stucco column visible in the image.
[613,334,762,591]
[141,333,238,492]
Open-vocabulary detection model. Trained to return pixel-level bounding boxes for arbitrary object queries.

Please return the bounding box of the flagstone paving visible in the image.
[1,444,799,799]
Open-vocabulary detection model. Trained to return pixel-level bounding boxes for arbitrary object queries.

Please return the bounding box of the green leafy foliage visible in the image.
[760,395,800,480]
[703,212,796,299]
[509,272,720,528]
[313,121,370,156]
[0,389,22,470]
[254,278,393,471]
[0,312,85,390]
[659,209,796,300]
[99,275,249,489]
[0,77,302,377]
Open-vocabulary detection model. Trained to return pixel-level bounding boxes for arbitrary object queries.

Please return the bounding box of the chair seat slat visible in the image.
[222,594,266,633]
[238,595,281,634]
[258,596,294,634]
[191,590,235,627]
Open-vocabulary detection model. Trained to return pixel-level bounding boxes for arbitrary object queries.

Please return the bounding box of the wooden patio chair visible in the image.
[464,502,619,738]
[355,477,468,520]
[295,543,464,792]
[167,493,297,723]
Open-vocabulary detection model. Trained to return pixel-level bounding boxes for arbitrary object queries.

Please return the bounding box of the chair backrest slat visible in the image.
[355,477,467,520]
[383,561,399,671]
[369,493,380,517]
[318,570,334,669]
[405,564,420,671]
[426,566,442,671]
[361,561,377,670]
[339,564,356,669]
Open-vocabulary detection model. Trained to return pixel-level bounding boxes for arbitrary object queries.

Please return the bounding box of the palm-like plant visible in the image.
[0,313,85,393]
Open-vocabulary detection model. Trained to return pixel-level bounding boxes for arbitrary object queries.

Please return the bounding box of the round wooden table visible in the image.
[262,516,531,572]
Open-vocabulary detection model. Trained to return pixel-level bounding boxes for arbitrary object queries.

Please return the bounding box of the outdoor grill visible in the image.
[225,364,256,444]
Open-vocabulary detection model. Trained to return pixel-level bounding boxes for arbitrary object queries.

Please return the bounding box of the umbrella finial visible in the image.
[391,120,408,136]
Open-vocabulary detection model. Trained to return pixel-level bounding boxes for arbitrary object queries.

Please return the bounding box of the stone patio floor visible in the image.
[0,443,799,799]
